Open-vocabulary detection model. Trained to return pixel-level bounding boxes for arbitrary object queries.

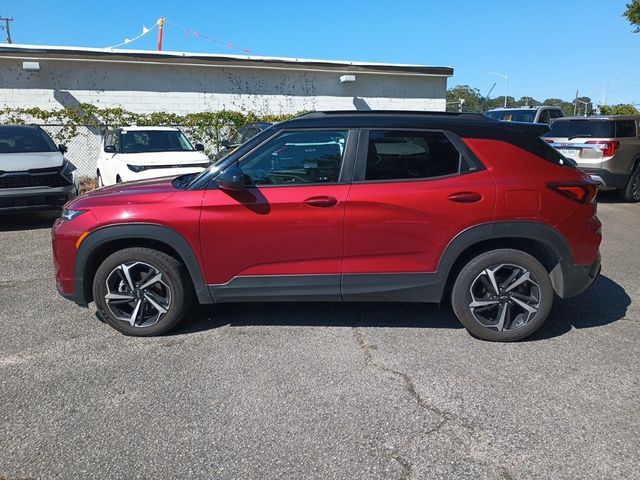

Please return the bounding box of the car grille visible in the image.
[0,168,71,189]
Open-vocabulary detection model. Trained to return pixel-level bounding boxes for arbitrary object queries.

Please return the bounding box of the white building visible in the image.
[0,44,453,114]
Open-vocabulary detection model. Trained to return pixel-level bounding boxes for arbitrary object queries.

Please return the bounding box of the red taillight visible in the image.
[548,182,598,204]
[585,140,620,157]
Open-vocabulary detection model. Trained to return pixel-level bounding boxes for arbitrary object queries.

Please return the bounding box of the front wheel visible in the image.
[451,249,554,342]
[92,247,193,336]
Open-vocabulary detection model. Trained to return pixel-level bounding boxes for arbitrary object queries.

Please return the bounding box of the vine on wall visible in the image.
[0,104,301,151]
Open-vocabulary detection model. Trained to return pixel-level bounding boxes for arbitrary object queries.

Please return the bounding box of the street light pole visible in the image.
[489,72,509,108]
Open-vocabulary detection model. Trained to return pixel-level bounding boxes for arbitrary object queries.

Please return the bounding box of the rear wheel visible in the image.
[97,170,104,187]
[92,247,193,336]
[619,162,640,202]
[116,175,122,184]
[451,249,554,342]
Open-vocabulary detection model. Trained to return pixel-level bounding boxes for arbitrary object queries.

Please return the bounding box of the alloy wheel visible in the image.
[468,263,541,332]
[104,261,171,327]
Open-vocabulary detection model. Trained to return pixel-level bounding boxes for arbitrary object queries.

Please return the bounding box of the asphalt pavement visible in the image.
[1,194,638,479]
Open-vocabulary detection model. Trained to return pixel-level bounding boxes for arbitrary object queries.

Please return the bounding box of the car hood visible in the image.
[68,176,179,208]
[0,151,64,171]
[119,151,210,166]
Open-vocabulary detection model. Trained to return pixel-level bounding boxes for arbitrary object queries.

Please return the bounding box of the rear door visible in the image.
[200,128,357,301]
[342,129,495,301]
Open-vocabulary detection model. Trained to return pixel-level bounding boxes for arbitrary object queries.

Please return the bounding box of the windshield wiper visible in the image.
[568,134,593,140]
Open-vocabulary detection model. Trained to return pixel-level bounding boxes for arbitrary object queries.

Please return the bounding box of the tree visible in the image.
[600,104,639,115]
[624,0,640,32]
[446,85,484,112]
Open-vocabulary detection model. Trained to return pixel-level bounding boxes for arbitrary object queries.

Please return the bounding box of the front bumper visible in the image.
[0,184,78,213]
[557,252,602,299]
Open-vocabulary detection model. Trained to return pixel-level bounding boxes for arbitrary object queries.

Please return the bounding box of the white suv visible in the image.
[96,127,210,186]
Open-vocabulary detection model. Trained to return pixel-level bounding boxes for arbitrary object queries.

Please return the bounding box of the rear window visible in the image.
[485,110,536,123]
[0,127,58,154]
[546,120,615,139]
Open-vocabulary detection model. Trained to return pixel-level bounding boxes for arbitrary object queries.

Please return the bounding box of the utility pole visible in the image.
[157,17,165,51]
[0,16,14,44]
[574,89,579,116]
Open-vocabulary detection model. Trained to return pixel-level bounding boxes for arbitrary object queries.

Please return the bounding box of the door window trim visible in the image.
[213,127,359,189]
[352,128,485,184]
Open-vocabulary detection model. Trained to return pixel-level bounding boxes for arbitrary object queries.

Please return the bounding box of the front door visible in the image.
[200,128,356,302]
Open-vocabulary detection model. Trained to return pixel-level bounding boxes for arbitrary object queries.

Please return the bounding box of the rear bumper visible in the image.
[557,252,601,299]
[579,168,628,189]
[0,184,78,213]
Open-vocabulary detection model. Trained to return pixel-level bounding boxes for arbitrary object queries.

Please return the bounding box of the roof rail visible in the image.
[297,110,489,121]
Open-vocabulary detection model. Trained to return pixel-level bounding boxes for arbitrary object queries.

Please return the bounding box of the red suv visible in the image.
[52,111,602,341]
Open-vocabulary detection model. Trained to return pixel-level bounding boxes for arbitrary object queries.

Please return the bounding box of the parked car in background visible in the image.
[544,115,640,202]
[213,122,273,161]
[0,125,79,213]
[485,106,564,124]
[53,111,601,342]
[96,127,210,186]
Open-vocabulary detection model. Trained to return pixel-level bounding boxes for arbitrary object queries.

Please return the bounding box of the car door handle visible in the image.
[447,191,483,203]
[304,196,339,207]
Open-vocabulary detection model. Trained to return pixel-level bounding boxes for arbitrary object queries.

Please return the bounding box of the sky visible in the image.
[1,0,639,105]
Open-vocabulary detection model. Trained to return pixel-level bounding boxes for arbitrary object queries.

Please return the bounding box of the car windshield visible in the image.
[545,120,615,139]
[0,127,58,153]
[485,110,536,123]
[120,130,195,153]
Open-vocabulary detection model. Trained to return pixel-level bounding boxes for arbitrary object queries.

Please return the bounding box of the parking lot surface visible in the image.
[1,194,639,479]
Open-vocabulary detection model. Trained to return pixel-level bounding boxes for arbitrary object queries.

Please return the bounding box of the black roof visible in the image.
[280,110,549,139]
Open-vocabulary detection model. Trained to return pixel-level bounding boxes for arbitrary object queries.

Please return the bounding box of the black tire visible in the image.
[618,162,640,202]
[92,247,193,336]
[451,249,554,342]
[97,170,103,187]
[116,175,122,184]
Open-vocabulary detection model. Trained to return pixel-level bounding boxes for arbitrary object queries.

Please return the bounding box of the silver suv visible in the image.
[544,115,640,202]
[485,106,564,124]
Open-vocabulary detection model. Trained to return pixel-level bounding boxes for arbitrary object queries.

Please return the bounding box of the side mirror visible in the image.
[104,145,117,153]
[215,166,245,192]
[195,143,205,151]
[58,144,68,154]
[220,139,231,148]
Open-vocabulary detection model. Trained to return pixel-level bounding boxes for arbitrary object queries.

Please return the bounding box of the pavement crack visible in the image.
[352,327,450,430]
[390,447,413,480]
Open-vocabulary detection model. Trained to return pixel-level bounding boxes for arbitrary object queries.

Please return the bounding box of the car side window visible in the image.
[549,109,563,120]
[616,120,637,138]
[365,130,461,181]
[239,130,348,186]
[537,109,551,124]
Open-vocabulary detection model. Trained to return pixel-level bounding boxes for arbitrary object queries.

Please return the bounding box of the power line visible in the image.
[0,16,14,43]
[166,20,255,54]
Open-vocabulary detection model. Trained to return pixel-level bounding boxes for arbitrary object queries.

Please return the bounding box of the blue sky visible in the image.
[2,0,639,105]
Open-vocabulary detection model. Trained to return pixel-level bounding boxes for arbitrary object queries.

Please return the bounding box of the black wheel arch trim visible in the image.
[73,223,212,306]
[436,221,577,299]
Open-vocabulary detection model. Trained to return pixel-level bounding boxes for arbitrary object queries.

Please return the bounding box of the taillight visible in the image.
[548,182,598,204]
[585,140,620,157]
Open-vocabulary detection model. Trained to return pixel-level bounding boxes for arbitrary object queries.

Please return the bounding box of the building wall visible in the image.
[0,57,447,114]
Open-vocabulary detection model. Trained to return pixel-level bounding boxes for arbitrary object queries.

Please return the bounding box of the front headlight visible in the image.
[61,209,87,221]
[60,160,78,183]
[127,164,147,173]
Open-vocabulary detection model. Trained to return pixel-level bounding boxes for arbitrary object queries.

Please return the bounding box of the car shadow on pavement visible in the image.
[171,274,629,340]
[528,274,630,341]
[173,301,462,336]
[0,210,59,232]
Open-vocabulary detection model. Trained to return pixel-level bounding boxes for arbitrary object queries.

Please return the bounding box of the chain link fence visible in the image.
[38,124,222,178]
